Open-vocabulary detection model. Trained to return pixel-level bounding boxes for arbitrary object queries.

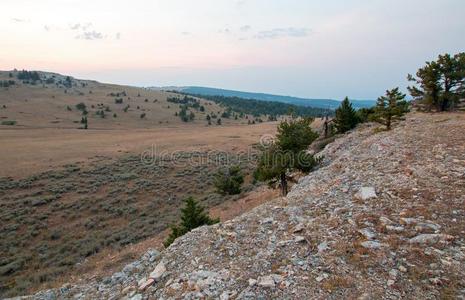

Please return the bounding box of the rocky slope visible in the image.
[18,113,465,299]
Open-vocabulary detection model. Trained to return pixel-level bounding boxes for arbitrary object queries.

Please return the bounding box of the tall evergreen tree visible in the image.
[408,52,465,111]
[333,97,358,133]
[255,118,319,196]
[164,197,219,247]
[372,88,409,130]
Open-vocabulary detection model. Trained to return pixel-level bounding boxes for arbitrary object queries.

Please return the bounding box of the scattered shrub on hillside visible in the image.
[115,98,123,104]
[140,113,146,119]
[214,166,244,195]
[123,105,130,112]
[75,102,87,112]
[1,120,16,126]
[217,118,222,125]
[113,113,117,118]
[80,117,88,129]
[164,197,219,247]
[1,80,15,88]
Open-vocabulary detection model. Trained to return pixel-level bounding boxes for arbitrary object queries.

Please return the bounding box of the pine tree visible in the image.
[408,52,465,111]
[255,118,319,196]
[372,88,409,130]
[333,97,358,134]
[164,197,219,247]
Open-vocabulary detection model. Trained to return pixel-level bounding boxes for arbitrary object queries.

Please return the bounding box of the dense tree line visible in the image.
[16,70,40,82]
[1,80,15,88]
[176,93,334,118]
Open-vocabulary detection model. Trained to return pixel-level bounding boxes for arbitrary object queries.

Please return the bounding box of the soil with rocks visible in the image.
[14,113,465,299]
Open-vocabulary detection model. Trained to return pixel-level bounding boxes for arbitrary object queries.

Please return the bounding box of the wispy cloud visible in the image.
[75,30,104,40]
[218,28,231,34]
[11,18,28,23]
[181,31,191,36]
[240,25,251,32]
[254,27,311,40]
[116,32,121,40]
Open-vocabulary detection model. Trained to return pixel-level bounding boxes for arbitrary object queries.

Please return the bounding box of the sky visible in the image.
[1,0,465,100]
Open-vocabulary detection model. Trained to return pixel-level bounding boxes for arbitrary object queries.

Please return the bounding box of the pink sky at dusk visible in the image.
[2,0,465,99]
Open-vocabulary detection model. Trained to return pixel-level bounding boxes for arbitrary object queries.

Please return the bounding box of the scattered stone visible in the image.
[399,265,407,273]
[400,218,418,225]
[294,236,306,243]
[138,278,155,291]
[358,228,377,240]
[149,262,166,281]
[409,234,454,245]
[357,187,377,200]
[379,216,394,225]
[317,241,329,253]
[361,241,385,249]
[258,276,275,288]
[293,223,305,233]
[248,278,257,286]
[386,225,404,233]
[315,273,329,282]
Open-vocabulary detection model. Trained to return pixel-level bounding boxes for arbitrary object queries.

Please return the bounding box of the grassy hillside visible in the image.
[0,71,251,130]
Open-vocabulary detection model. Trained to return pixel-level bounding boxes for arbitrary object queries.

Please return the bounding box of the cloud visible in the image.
[116,32,121,39]
[11,18,28,23]
[69,23,81,30]
[240,25,251,32]
[254,27,311,40]
[181,31,191,36]
[44,25,51,32]
[218,28,231,34]
[75,30,104,40]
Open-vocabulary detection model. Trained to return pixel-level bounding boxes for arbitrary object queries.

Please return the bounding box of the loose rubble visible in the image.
[18,113,465,299]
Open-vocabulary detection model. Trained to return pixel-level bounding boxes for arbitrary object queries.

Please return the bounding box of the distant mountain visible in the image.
[158,86,376,109]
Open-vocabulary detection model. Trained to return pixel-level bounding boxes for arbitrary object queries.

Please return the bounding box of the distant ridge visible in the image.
[155,86,376,109]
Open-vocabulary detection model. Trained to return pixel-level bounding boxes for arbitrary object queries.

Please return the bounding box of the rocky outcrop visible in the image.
[18,113,465,299]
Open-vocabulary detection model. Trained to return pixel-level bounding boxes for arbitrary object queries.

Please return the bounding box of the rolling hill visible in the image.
[158,86,376,109]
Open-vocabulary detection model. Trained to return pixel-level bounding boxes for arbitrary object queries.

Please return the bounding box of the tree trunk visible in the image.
[386,115,391,130]
[280,173,288,196]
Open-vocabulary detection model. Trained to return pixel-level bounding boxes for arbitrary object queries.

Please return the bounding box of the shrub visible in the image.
[164,197,219,247]
[75,102,87,112]
[140,113,146,119]
[1,120,16,126]
[214,166,244,195]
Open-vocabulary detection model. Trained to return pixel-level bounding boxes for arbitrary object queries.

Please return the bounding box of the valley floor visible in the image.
[0,123,277,178]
